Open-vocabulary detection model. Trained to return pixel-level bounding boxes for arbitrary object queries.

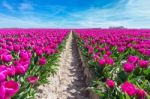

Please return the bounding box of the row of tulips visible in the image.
[73,29,150,99]
[0,29,69,99]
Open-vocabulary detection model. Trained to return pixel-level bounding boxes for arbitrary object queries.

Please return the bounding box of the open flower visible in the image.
[4,80,20,98]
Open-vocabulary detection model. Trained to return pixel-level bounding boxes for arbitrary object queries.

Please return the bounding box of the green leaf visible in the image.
[125,93,131,99]
[118,71,128,83]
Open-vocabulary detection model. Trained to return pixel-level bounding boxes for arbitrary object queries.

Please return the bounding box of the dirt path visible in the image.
[36,33,89,99]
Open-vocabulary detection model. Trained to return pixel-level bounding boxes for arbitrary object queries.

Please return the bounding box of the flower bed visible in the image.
[0,29,69,99]
[73,29,150,99]
[74,34,99,99]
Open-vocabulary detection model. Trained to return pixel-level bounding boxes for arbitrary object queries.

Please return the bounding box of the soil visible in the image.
[36,33,89,99]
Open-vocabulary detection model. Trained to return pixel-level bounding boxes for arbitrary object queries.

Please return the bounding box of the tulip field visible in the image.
[74,29,150,99]
[0,29,69,99]
[0,28,150,99]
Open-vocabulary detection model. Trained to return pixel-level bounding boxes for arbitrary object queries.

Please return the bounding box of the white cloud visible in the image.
[0,0,150,28]
[65,0,150,28]
[0,14,57,28]
[2,1,14,11]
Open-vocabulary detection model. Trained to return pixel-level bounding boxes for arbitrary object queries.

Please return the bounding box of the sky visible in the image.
[0,0,150,28]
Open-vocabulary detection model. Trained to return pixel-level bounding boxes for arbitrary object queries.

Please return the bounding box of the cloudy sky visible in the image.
[0,0,150,28]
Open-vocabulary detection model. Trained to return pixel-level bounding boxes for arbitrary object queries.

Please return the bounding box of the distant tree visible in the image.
[109,26,125,29]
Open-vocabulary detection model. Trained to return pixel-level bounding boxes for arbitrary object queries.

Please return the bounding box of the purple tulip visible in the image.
[98,59,106,66]
[0,72,6,83]
[93,54,99,61]
[99,48,104,51]
[0,65,7,71]
[36,49,43,56]
[0,66,7,82]
[27,76,39,84]
[121,81,137,96]
[143,49,150,56]
[15,66,26,75]
[136,89,147,99]
[104,46,109,51]
[13,45,20,52]
[1,54,12,63]
[106,79,115,88]
[0,84,5,99]
[19,51,29,60]
[118,46,125,53]
[0,49,9,55]
[103,54,109,59]
[39,57,47,66]
[123,62,135,73]
[88,47,94,54]
[4,80,20,98]
[6,66,16,77]
[27,51,32,58]
[127,55,139,64]
[106,51,112,56]
[0,39,4,43]
[105,57,114,65]
[138,60,149,69]
[127,43,132,48]
[138,48,145,54]
[7,46,13,51]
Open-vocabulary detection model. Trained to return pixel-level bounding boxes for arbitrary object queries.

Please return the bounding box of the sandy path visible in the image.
[36,33,89,99]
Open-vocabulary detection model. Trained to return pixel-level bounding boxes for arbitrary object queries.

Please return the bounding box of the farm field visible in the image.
[0,0,150,98]
[0,29,149,99]
[74,29,150,99]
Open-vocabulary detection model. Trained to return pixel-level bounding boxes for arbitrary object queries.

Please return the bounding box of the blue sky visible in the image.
[0,0,150,28]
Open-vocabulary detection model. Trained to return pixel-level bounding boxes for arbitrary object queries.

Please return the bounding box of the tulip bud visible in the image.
[2,54,12,63]
[138,60,149,69]
[15,66,26,75]
[106,79,115,88]
[39,57,47,66]
[123,62,135,73]
[136,89,147,99]
[98,59,106,66]
[121,81,137,96]
[27,76,39,84]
